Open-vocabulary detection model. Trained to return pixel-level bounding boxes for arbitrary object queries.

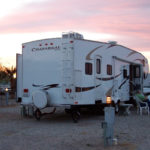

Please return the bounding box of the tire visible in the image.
[35,109,42,120]
[71,110,80,123]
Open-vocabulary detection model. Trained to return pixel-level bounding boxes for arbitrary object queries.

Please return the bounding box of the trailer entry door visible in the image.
[129,64,143,96]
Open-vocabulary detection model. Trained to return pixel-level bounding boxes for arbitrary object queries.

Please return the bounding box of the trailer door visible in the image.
[94,55,102,100]
[129,64,143,95]
[119,65,130,101]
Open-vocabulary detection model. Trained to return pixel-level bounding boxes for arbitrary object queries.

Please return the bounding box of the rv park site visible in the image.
[1,32,150,150]
[0,97,150,150]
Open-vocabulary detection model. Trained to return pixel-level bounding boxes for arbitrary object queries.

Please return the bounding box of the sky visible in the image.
[0,0,150,70]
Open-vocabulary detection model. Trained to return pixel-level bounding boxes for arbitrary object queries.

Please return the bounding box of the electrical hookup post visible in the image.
[102,107,116,146]
[5,88,9,105]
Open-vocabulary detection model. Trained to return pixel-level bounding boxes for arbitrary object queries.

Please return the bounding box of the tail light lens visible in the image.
[66,89,72,93]
[24,89,28,93]
[23,88,29,97]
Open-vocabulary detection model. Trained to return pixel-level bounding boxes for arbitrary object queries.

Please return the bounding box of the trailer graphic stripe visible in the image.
[32,84,59,90]
[97,73,121,81]
[86,46,103,60]
[127,51,137,57]
[134,59,145,66]
[118,77,129,89]
[75,85,101,92]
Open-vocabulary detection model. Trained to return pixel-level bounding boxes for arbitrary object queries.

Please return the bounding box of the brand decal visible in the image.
[32,46,60,52]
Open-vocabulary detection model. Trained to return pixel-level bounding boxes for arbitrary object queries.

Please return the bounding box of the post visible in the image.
[5,88,9,105]
[102,107,115,146]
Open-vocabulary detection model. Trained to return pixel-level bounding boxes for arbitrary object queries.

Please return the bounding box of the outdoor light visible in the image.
[106,96,112,104]
[13,73,16,79]
[5,88,8,92]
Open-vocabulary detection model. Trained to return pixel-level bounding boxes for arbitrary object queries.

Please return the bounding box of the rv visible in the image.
[17,32,149,122]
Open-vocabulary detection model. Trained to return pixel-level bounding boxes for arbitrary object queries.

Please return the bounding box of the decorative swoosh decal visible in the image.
[75,84,101,92]
[86,45,103,60]
[134,59,145,66]
[32,84,59,90]
[127,51,137,57]
[32,84,41,87]
[105,86,113,96]
[118,76,129,89]
[97,73,121,81]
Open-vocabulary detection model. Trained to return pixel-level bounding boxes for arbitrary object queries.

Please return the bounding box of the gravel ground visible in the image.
[0,100,150,150]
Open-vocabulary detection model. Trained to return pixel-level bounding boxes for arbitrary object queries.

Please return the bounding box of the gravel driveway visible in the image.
[0,103,150,150]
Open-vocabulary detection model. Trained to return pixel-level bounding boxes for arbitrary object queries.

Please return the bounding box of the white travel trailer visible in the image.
[17,32,149,122]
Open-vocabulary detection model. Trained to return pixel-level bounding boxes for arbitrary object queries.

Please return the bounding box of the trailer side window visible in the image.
[123,69,127,78]
[96,59,101,74]
[85,63,92,75]
[133,66,140,78]
[107,64,112,75]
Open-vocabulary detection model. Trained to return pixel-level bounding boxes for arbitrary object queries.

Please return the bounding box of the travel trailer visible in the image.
[17,32,149,122]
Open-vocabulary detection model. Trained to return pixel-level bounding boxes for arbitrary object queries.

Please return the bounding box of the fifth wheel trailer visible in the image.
[17,32,149,122]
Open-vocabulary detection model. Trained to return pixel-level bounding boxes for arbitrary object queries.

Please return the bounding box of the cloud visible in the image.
[0,0,150,52]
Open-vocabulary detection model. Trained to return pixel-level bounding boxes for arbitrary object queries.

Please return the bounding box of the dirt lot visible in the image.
[0,101,150,150]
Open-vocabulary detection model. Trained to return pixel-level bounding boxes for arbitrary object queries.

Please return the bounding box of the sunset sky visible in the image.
[0,0,150,70]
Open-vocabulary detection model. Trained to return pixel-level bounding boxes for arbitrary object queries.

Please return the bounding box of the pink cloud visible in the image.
[0,0,150,52]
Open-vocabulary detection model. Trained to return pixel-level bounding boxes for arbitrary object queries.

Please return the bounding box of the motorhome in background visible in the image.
[16,32,149,122]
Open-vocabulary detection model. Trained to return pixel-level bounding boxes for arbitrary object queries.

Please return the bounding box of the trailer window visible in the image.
[123,69,127,78]
[96,59,101,74]
[133,66,140,78]
[85,63,92,75]
[107,65,112,75]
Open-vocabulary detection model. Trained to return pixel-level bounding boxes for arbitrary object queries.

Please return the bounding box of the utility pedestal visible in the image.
[5,88,9,105]
[102,107,115,146]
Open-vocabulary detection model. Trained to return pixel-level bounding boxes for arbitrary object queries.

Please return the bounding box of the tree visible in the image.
[4,66,16,92]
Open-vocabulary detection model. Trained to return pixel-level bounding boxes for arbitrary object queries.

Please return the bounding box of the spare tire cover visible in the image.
[32,91,47,109]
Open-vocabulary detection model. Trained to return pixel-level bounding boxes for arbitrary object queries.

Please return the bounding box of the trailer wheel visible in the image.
[71,110,80,123]
[35,109,42,120]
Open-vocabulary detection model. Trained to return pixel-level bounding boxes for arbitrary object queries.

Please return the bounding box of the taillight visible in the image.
[23,89,29,97]
[66,89,72,93]
[24,89,28,93]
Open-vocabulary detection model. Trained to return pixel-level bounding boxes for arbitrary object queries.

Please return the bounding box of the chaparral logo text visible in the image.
[32,46,60,52]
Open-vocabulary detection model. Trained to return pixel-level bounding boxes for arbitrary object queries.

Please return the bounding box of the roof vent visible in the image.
[108,41,117,45]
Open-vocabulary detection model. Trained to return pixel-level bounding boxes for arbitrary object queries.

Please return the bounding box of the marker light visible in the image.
[106,96,112,104]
